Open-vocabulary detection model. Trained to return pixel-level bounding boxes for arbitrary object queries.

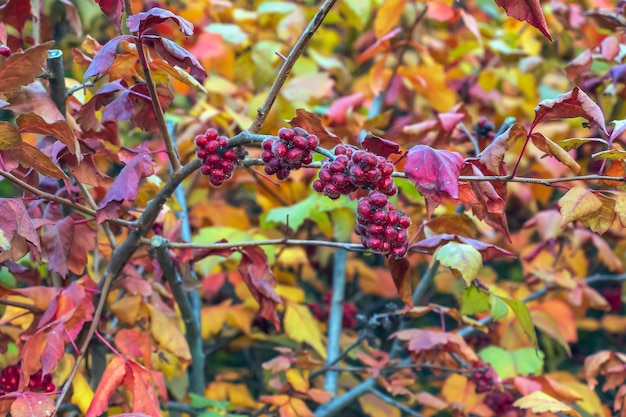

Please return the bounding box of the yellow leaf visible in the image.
[532,132,581,174]
[441,374,481,411]
[201,299,231,338]
[578,194,616,234]
[284,300,326,359]
[275,285,305,303]
[109,294,142,325]
[226,304,255,335]
[559,186,603,227]
[2,296,34,329]
[147,304,192,364]
[374,0,407,38]
[616,193,626,227]
[513,391,581,416]
[359,393,401,417]
[286,369,309,393]
[435,242,482,286]
[71,371,94,414]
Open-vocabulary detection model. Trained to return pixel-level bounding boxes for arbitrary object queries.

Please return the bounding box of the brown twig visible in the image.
[248,0,338,133]
[0,298,44,314]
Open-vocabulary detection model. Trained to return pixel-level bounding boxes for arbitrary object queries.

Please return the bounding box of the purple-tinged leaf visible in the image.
[533,87,607,134]
[76,80,127,131]
[126,8,194,37]
[494,0,552,41]
[97,153,154,223]
[83,35,136,82]
[607,63,626,85]
[0,0,31,35]
[362,132,401,158]
[6,81,65,122]
[141,35,207,81]
[410,233,515,261]
[42,215,96,277]
[95,0,124,32]
[404,144,464,216]
[609,119,626,145]
[479,123,526,174]
[388,257,412,307]
[102,90,134,122]
[0,199,41,263]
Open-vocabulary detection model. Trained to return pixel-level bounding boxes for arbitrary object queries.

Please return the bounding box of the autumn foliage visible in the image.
[1,0,626,416]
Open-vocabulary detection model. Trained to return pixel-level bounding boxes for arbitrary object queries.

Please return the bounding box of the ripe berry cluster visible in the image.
[308,292,358,330]
[0,362,55,395]
[196,128,239,187]
[484,390,516,415]
[355,192,410,258]
[0,45,10,58]
[261,127,319,180]
[312,145,396,200]
[470,361,497,393]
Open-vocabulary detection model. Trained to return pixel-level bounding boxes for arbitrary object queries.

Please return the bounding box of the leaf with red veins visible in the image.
[87,356,128,417]
[97,152,154,224]
[462,159,512,240]
[494,0,552,41]
[0,199,42,263]
[410,233,515,261]
[362,132,401,158]
[142,35,207,81]
[127,8,194,37]
[404,145,464,216]
[41,324,65,375]
[238,247,282,330]
[95,0,124,32]
[288,108,341,148]
[479,123,527,174]
[10,392,54,417]
[83,35,136,82]
[391,329,478,362]
[533,87,607,134]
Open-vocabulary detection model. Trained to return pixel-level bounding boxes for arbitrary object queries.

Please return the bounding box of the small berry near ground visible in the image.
[261,127,318,180]
[196,128,240,187]
[0,362,55,395]
[0,45,10,58]
[355,191,410,258]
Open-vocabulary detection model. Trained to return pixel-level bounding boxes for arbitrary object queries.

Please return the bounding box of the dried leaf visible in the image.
[0,122,21,150]
[0,42,53,93]
[559,186,603,227]
[533,87,607,134]
[513,391,581,416]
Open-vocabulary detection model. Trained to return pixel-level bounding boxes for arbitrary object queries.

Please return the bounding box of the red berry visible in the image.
[262,139,274,151]
[0,45,10,58]
[313,180,325,192]
[44,383,55,393]
[195,135,208,147]
[279,128,295,141]
[307,135,319,150]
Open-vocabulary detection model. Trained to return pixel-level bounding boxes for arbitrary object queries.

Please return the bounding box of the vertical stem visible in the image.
[47,50,66,118]
[324,248,347,393]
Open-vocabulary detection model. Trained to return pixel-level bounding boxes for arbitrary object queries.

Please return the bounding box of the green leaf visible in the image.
[262,194,318,232]
[490,294,509,320]
[501,297,538,349]
[435,242,482,286]
[199,411,224,417]
[190,393,229,411]
[460,286,490,315]
[330,208,355,241]
[479,346,544,379]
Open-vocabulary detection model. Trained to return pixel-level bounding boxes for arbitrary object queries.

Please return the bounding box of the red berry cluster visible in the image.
[0,362,55,395]
[308,292,358,330]
[470,361,497,393]
[484,390,515,415]
[195,128,239,187]
[261,127,319,180]
[312,145,396,199]
[0,45,10,58]
[355,192,410,258]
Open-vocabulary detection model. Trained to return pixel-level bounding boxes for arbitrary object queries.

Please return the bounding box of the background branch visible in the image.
[324,248,348,393]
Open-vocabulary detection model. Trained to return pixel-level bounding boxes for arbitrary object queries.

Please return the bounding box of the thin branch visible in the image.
[52,158,202,416]
[311,332,367,380]
[152,236,204,395]
[370,389,424,417]
[0,298,44,314]
[325,248,348,394]
[248,0,338,133]
[459,123,480,155]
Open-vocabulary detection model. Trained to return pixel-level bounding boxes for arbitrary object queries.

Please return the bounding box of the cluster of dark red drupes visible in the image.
[0,362,55,395]
[195,128,239,187]
[471,361,497,394]
[355,192,410,258]
[484,390,516,415]
[312,145,397,199]
[308,292,358,330]
[261,127,319,180]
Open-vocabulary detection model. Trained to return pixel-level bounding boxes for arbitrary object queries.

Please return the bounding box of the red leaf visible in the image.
[126,362,161,416]
[288,109,341,148]
[77,80,127,131]
[10,392,54,417]
[95,0,124,32]
[87,356,128,417]
[97,152,154,223]
[238,247,282,330]
[0,0,32,35]
[0,198,41,263]
[362,132,401,158]
[0,41,53,93]
[42,215,96,277]
[126,8,194,37]
[410,233,515,261]
[83,35,136,82]
[326,92,365,125]
[388,257,412,307]
[494,0,552,41]
[404,145,464,216]
[41,324,66,375]
[11,142,68,180]
[142,35,207,81]
[357,27,402,63]
[533,87,607,134]
[115,329,152,367]
[391,329,478,362]
[6,82,65,122]
[16,113,81,158]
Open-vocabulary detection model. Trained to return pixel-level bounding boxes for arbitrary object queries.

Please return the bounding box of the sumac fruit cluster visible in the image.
[261,127,319,180]
[0,362,55,395]
[196,128,240,187]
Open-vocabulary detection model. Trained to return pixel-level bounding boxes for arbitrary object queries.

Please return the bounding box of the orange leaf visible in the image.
[374,0,407,38]
[86,356,128,417]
